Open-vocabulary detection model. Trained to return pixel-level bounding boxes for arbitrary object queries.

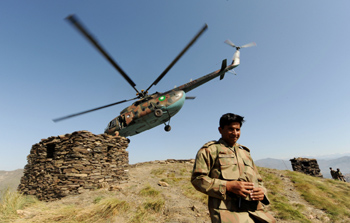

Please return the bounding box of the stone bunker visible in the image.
[18,131,129,201]
[290,157,323,178]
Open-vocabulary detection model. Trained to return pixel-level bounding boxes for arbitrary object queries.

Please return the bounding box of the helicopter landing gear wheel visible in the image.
[164,125,171,132]
[154,109,163,117]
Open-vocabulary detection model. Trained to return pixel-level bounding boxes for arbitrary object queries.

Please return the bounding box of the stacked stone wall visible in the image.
[18,130,129,201]
[290,157,323,178]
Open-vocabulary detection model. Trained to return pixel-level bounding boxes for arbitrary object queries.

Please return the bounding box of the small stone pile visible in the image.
[18,130,129,201]
[290,157,323,178]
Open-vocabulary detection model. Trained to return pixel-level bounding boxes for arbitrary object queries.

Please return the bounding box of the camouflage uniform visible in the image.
[330,168,336,180]
[191,139,276,223]
[336,169,346,182]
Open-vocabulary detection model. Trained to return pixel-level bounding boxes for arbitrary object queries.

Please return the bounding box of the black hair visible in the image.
[219,113,245,128]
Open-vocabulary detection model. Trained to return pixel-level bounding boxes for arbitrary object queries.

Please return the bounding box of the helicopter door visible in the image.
[118,115,126,128]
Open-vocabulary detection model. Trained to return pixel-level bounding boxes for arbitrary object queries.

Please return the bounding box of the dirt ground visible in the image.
[117,161,211,223]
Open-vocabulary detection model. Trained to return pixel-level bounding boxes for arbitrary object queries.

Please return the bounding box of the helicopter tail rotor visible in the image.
[224,40,256,65]
[224,39,237,49]
[240,42,257,48]
[224,39,256,50]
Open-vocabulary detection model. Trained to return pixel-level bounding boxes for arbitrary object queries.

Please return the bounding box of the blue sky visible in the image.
[1,1,350,171]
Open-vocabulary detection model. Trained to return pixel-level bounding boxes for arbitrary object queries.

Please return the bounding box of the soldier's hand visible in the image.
[226,181,254,198]
[250,187,265,201]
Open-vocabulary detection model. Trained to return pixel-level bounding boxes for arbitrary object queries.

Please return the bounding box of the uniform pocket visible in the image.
[218,154,239,180]
[218,154,236,165]
[243,158,253,168]
[243,158,256,183]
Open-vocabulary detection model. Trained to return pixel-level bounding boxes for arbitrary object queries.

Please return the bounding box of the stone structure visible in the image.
[18,131,129,201]
[290,157,323,178]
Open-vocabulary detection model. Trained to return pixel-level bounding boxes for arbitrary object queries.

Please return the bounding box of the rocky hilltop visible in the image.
[1,131,349,222]
[4,160,349,223]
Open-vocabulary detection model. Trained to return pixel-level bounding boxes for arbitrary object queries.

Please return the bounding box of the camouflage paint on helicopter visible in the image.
[105,90,185,136]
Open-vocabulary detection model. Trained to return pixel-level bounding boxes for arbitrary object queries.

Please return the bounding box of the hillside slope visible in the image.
[0,169,23,191]
[3,160,350,223]
[255,157,350,181]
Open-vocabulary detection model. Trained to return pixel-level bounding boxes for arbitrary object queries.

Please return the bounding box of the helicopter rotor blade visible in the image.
[53,97,138,122]
[65,15,140,95]
[144,24,208,94]
[241,42,257,48]
[224,39,236,48]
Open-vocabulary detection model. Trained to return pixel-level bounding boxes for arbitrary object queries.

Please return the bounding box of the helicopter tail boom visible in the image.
[169,59,238,94]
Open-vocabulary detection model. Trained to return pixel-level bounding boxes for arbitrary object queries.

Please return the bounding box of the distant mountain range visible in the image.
[307,153,350,160]
[256,156,350,179]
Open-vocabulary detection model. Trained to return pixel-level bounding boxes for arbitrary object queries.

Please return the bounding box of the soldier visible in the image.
[336,168,346,182]
[191,113,276,223]
[330,167,336,180]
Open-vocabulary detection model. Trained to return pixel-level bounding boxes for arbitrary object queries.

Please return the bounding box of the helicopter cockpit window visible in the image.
[109,119,116,128]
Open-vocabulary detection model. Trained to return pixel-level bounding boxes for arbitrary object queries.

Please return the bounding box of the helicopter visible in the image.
[53,15,256,137]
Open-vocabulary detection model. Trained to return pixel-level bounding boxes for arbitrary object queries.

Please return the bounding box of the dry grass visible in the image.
[258,168,311,222]
[139,185,160,197]
[150,164,207,204]
[0,188,38,223]
[285,170,350,222]
[3,163,350,223]
[129,184,165,223]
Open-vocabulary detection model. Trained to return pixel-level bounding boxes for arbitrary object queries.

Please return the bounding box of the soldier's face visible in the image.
[219,122,241,147]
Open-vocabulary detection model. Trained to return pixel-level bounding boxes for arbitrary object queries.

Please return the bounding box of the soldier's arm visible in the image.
[191,146,227,200]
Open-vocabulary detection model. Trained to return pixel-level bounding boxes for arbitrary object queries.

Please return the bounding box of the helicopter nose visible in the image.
[174,91,183,99]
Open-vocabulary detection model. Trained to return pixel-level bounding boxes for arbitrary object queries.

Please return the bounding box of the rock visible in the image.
[109,185,122,191]
[158,181,169,187]
[290,157,323,178]
[16,210,31,217]
[18,131,129,201]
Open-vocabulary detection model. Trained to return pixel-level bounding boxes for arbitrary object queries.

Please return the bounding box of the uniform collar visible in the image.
[218,138,240,149]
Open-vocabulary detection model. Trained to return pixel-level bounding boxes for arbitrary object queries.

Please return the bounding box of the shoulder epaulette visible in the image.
[239,145,250,152]
[202,140,217,148]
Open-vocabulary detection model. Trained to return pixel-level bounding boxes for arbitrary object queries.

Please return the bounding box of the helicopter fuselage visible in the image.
[104,90,186,136]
